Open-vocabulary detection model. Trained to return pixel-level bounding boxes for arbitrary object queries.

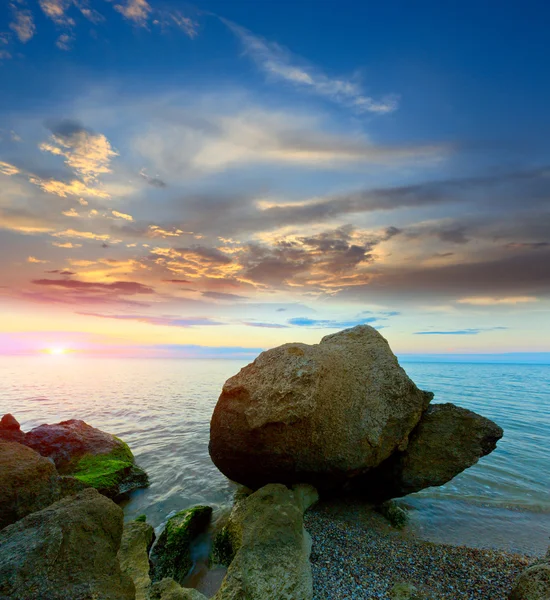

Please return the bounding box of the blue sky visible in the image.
[0,0,549,357]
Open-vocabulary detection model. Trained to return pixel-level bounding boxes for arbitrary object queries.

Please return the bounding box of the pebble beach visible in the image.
[305,500,532,600]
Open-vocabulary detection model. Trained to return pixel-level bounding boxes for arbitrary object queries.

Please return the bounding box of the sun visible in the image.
[47,347,68,355]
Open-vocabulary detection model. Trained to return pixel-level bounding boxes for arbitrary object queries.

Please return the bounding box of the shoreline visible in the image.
[304,498,533,600]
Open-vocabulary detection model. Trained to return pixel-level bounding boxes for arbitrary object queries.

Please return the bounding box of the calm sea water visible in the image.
[1,357,549,555]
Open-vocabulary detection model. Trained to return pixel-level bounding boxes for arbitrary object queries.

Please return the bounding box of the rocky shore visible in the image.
[305,499,532,600]
[1,325,548,599]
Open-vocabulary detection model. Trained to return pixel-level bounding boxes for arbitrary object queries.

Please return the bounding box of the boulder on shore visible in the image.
[353,403,503,500]
[212,483,318,600]
[509,546,550,600]
[8,417,149,499]
[0,413,25,443]
[150,506,213,587]
[0,439,61,529]
[118,518,156,600]
[148,578,208,600]
[0,488,135,600]
[210,325,433,491]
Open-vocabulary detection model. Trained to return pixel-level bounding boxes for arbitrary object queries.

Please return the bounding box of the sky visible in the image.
[0,0,549,358]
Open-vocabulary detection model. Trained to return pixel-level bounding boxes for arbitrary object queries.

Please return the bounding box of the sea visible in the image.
[1,357,549,556]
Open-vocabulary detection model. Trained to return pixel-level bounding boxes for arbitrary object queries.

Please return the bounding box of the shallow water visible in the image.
[1,357,549,554]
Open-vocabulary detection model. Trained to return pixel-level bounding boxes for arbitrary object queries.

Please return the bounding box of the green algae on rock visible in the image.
[15,418,149,499]
[151,505,213,587]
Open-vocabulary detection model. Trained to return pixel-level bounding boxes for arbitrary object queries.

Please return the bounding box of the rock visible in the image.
[389,582,428,599]
[354,403,503,500]
[151,506,213,586]
[118,519,156,600]
[210,325,433,490]
[509,549,550,600]
[0,488,135,600]
[376,500,409,529]
[0,439,61,529]
[213,483,315,600]
[24,419,149,498]
[148,578,208,600]
[0,413,25,443]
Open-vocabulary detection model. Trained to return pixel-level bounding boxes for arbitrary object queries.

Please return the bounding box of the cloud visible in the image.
[415,328,507,335]
[56,33,74,51]
[243,321,289,329]
[39,0,75,27]
[62,208,79,217]
[27,256,48,264]
[45,270,75,275]
[78,312,224,327]
[114,0,151,26]
[29,177,111,199]
[0,207,56,234]
[222,19,399,114]
[0,161,20,176]
[40,119,118,183]
[134,104,442,179]
[52,229,111,241]
[162,278,192,284]
[201,291,249,301]
[9,5,36,43]
[32,278,154,294]
[457,296,539,306]
[112,210,133,221]
[52,241,82,248]
[287,316,378,329]
[165,11,199,38]
[139,168,167,188]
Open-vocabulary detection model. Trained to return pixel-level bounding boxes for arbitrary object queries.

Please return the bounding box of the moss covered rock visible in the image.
[376,500,409,529]
[148,578,208,600]
[118,519,156,600]
[151,506,213,586]
[212,483,316,600]
[22,419,148,499]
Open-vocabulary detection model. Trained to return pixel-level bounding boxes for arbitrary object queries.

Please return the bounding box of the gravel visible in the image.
[304,499,532,600]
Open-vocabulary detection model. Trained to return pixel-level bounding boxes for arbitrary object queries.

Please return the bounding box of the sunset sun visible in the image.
[46,347,68,356]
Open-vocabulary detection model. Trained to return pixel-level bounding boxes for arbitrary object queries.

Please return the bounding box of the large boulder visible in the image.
[118,519,156,600]
[0,488,135,600]
[148,578,208,600]
[353,403,503,500]
[509,547,550,600]
[150,506,213,586]
[210,325,433,490]
[23,419,149,498]
[212,483,318,600]
[0,414,25,443]
[0,439,61,529]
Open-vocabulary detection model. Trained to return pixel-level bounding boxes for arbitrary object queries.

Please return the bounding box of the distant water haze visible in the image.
[1,356,549,555]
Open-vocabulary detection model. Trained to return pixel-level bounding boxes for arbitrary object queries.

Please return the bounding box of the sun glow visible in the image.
[46,346,68,355]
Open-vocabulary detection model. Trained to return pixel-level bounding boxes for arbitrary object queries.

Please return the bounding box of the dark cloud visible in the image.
[46,119,88,140]
[140,170,167,188]
[45,270,76,275]
[437,227,470,244]
[163,278,192,284]
[335,249,550,303]
[202,291,249,301]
